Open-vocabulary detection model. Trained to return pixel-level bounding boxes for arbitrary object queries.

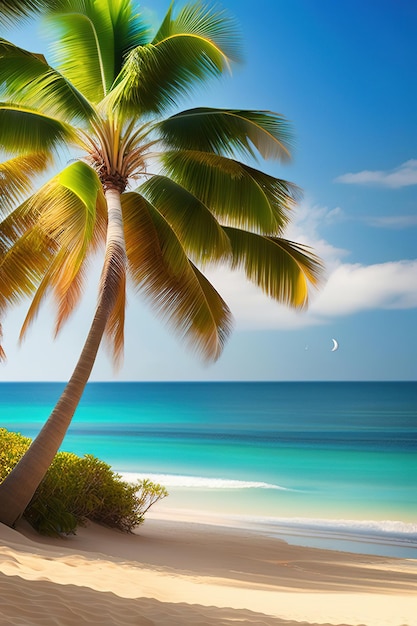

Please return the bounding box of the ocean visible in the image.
[1,381,416,557]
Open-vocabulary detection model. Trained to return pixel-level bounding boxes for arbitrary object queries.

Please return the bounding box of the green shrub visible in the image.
[0,428,31,480]
[0,429,168,536]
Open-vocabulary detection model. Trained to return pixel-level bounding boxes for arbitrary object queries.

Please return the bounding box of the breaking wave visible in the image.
[119,472,294,491]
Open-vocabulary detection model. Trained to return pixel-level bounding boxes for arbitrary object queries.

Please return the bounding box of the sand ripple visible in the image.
[0,575,358,626]
[0,521,415,626]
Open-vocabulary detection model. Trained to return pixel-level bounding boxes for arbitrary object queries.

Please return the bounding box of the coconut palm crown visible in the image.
[0,0,323,527]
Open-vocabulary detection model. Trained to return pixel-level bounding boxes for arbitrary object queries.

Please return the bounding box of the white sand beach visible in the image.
[0,512,416,626]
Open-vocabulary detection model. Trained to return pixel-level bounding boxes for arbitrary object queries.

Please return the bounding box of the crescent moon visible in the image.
[331,338,339,352]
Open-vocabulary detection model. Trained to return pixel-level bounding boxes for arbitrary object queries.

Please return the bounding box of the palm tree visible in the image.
[0,0,323,527]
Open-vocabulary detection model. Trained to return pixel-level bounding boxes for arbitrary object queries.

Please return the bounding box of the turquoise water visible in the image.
[1,381,416,556]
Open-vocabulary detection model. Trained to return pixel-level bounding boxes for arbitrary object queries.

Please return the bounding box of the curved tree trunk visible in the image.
[0,188,126,527]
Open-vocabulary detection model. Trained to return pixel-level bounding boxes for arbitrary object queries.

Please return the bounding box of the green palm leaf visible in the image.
[36,162,101,259]
[0,104,78,153]
[187,261,233,359]
[106,0,151,65]
[223,227,324,308]
[0,39,96,123]
[138,175,231,264]
[109,39,221,115]
[240,166,301,229]
[46,11,115,102]
[109,3,241,115]
[153,2,242,64]
[58,161,102,220]
[0,0,58,22]
[45,0,149,103]
[162,150,298,233]
[157,108,293,161]
[122,191,233,360]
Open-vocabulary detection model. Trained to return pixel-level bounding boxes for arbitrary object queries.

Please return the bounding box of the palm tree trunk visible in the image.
[0,188,126,527]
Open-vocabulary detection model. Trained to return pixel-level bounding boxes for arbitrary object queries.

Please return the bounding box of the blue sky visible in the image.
[1,0,416,381]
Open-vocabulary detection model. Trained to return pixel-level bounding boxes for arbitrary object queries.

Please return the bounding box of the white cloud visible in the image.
[311,260,417,316]
[335,159,417,188]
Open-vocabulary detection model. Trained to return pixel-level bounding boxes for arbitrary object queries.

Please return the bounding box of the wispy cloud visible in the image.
[365,214,417,229]
[335,159,417,188]
[284,201,348,268]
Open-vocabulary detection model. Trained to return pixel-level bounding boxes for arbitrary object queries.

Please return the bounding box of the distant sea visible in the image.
[1,381,416,558]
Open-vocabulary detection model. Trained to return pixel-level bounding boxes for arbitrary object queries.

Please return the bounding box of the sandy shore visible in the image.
[0,514,416,626]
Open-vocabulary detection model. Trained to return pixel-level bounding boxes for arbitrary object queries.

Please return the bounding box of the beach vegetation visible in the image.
[0,0,323,527]
[0,428,167,536]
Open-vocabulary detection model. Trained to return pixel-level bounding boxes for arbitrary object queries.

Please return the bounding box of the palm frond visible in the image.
[138,175,231,264]
[0,39,96,123]
[0,196,41,256]
[14,162,103,337]
[106,0,151,64]
[45,11,114,102]
[240,166,301,230]
[0,103,78,154]
[50,182,107,334]
[18,246,72,340]
[0,153,50,216]
[36,162,100,247]
[153,2,242,64]
[0,223,57,315]
[108,39,219,115]
[188,260,233,359]
[122,191,233,360]
[0,0,57,23]
[109,2,241,116]
[45,0,150,103]
[0,203,61,341]
[223,227,324,309]
[51,166,104,335]
[162,150,298,233]
[156,108,293,161]
[0,161,102,255]
[53,253,92,337]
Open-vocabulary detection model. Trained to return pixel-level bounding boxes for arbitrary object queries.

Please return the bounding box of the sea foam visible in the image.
[251,517,417,541]
[119,472,292,490]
